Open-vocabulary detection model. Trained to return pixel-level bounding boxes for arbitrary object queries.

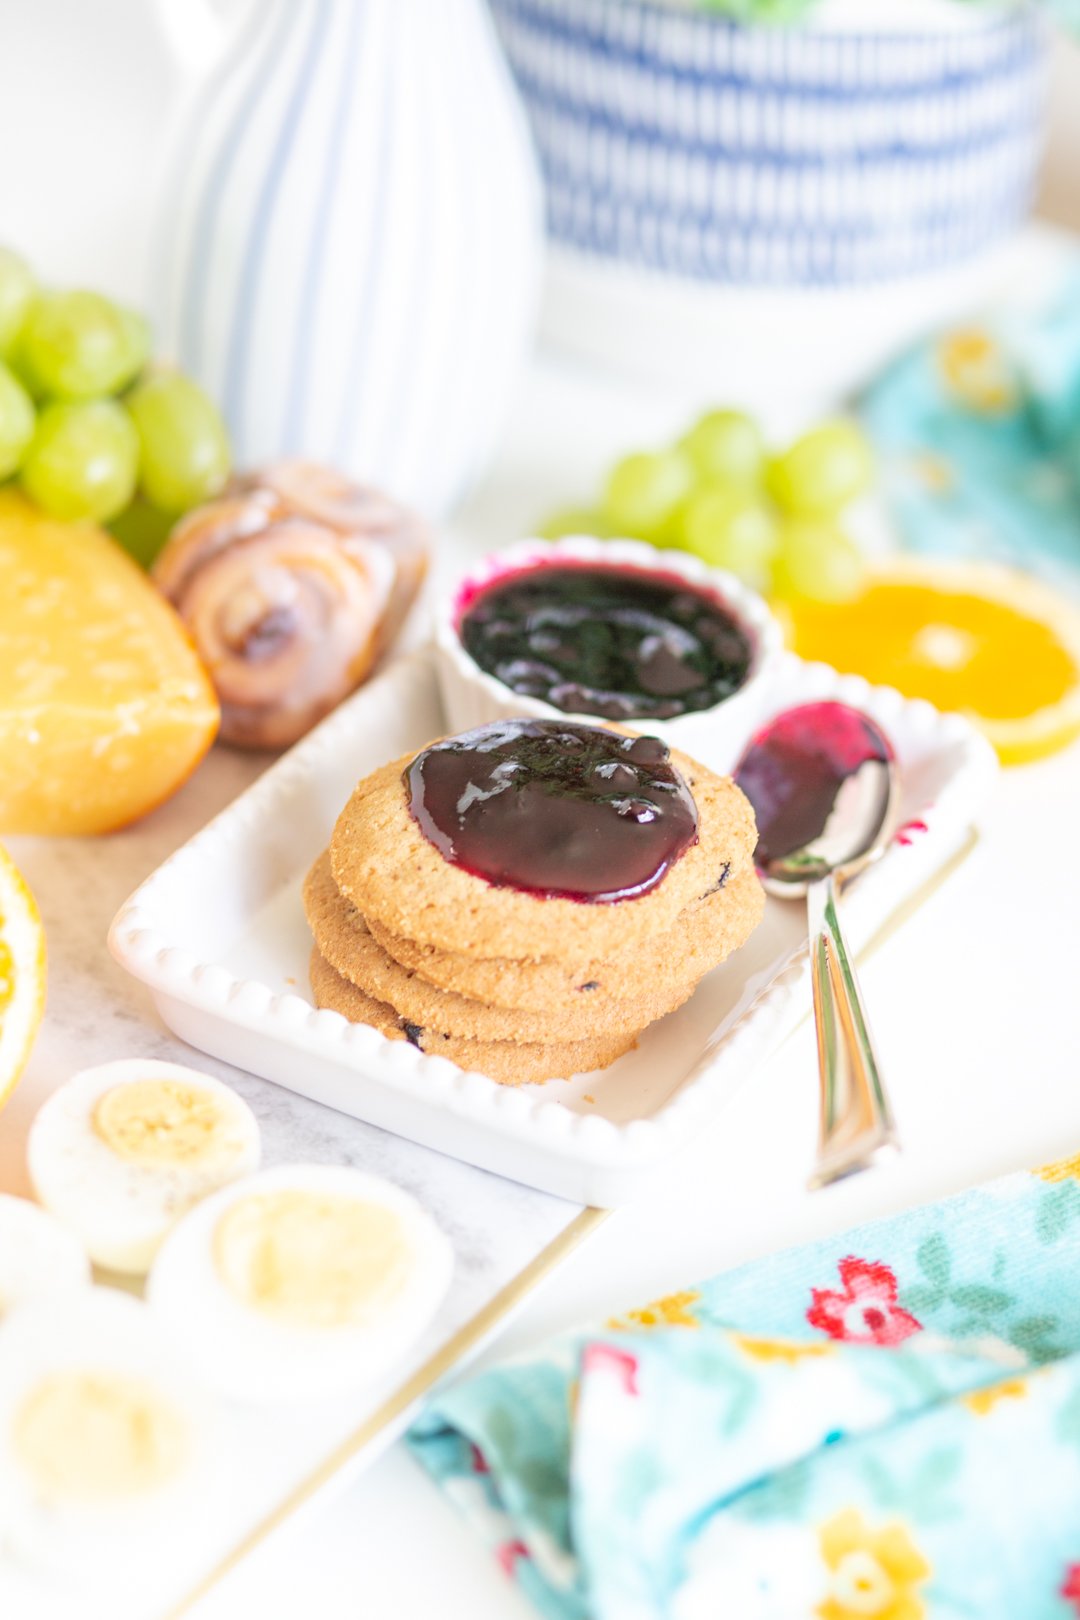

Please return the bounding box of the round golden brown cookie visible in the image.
[303,851,700,1040]
[329,740,758,964]
[308,949,637,1085]
[366,860,765,1014]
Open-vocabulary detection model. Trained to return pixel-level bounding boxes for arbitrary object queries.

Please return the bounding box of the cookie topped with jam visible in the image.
[457,563,753,721]
[404,718,698,903]
[328,719,760,967]
[310,717,765,1084]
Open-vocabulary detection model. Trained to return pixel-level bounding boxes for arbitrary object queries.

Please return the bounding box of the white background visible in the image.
[1,5,1079,1618]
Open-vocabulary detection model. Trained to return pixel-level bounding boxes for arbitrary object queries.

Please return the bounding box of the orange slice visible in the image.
[0,491,219,835]
[774,559,1080,766]
[0,843,46,1112]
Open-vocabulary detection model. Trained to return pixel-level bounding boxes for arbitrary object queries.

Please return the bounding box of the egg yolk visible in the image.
[13,1370,189,1502]
[93,1080,242,1168]
[213,1190,412,1329]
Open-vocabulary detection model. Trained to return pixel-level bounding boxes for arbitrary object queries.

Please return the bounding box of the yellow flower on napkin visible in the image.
[732,1334,834,1365]
[936,329,1016,413]
[1034,1155,1080,1185]
[960,1377,1028,1417]
[909,451,954,494]
[607,1290,701,1332]
[817,1508,930,1620]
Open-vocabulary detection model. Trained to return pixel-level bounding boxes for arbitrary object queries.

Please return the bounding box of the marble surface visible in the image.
[1,746,587,1620]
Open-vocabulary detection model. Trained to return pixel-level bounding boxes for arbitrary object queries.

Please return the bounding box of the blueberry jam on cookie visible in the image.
[458,564,752,721]
[404,719,698,903]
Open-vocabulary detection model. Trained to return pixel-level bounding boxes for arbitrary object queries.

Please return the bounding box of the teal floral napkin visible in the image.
[860,266,1080,590]
[410,1156,1080,1620]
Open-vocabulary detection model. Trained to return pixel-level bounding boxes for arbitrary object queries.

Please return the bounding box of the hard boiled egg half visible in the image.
[0,1287,220,1580]
[27,1059,261,1274]
[148,1164,453,1402]
[0,1194,90,1319]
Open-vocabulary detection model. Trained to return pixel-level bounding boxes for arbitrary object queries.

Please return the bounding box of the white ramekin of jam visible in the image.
[434,536,783,771]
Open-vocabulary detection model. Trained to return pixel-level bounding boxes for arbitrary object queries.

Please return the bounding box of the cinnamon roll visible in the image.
[153,463,429,749]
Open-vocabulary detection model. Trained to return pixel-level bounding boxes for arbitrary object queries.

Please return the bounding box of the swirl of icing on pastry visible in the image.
[154,465,429,749]
[231,460,428,606]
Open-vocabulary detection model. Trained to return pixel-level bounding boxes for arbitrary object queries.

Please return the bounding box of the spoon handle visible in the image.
[806,872,898,1188]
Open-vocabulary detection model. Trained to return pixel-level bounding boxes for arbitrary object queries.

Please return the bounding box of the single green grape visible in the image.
[678,409,764,490]
[0,360,36,480]
[0,247,36,359]
[109,495,175,569]
[767,420,874,517]
[117,306,151,388]
[126,371,231,514]
[602,448,695,544]
[16,289,147,400]
[20,399,139,522]
[679,486,778,590]
[538,505,614,541]
[771,519,865,604]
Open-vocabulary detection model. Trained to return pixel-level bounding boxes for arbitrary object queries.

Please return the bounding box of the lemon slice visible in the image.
[774,559,1080,766]
[0,844,46,1111]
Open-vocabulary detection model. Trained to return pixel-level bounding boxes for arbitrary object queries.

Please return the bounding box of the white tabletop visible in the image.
[3,340,1080,1619]
[1,4,1077,1605]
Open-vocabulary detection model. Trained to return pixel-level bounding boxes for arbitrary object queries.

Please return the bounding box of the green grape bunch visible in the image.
[0,244,231,562]
[541,405,875,607]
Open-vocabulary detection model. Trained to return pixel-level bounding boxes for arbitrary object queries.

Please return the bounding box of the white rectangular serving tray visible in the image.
[110,649,997,1207]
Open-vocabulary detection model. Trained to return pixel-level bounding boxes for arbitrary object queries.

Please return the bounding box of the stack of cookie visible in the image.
[305,720,764,1086]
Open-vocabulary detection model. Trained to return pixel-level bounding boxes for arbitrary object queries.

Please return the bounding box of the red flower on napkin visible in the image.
[1061,1563,1080,1613]
[497,1540,529,1576]
[807,1257,922,1347]
[581,1342,640,1395]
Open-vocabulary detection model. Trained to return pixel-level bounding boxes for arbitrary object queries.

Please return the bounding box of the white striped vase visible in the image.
[151,0,543,518]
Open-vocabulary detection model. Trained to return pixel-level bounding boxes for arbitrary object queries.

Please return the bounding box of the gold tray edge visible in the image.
[162,1204,609,1619]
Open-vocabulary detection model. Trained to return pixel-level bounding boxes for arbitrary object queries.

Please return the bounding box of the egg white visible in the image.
[147,1163,453,1403]
[0,1195,90,1319]
[27,1059,262,1274]
[0,1287,222,1581]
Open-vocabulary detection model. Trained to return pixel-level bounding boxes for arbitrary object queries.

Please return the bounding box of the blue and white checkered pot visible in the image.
[489,0,1045,286]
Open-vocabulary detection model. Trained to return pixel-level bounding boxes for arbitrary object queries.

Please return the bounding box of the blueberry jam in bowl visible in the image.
[434,536,782,771]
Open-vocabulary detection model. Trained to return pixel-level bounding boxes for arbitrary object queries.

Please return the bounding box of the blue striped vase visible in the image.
[151,0,543,518]
[489,0,1046,287]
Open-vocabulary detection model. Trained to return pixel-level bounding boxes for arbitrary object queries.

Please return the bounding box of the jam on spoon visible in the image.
[405,718,699,903]
[734,701,899,1190]
[458,563,752,721]
[733,701,894,872]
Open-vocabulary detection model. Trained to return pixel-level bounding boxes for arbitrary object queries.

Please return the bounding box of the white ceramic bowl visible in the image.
[490,0,1045,396]
[492,0,1044,288]
[433,535,783,772]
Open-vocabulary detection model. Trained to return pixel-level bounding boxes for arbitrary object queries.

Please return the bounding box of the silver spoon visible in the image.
[734,701,900,1189]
